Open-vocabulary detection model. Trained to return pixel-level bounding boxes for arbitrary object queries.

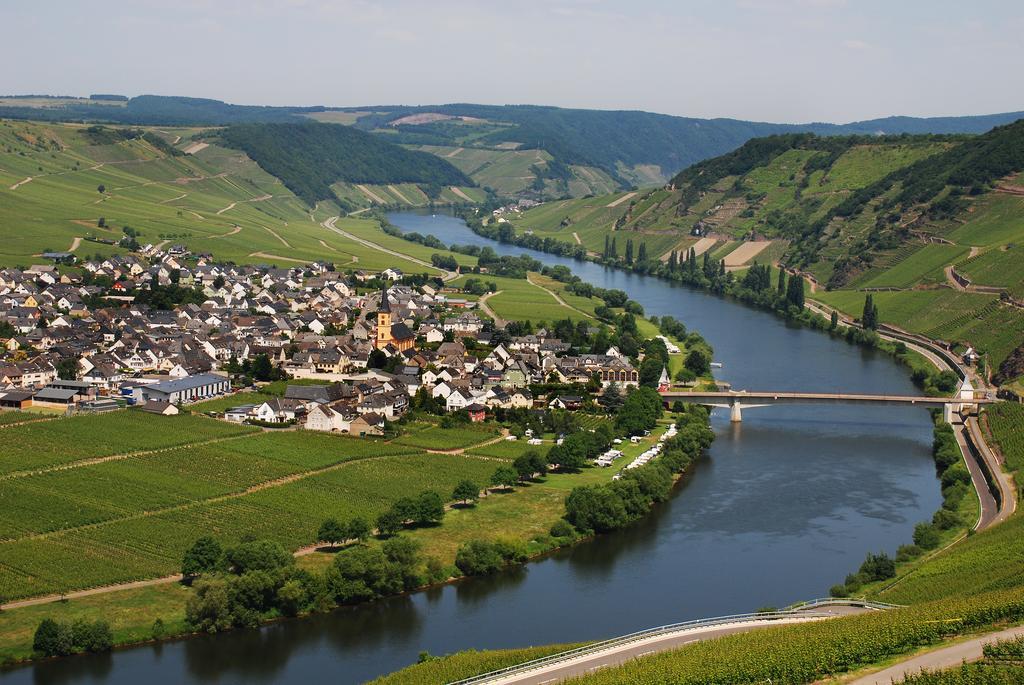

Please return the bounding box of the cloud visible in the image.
[842,38,870,50]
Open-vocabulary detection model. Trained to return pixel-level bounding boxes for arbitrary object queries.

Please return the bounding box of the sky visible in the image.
[2,0,1022,123]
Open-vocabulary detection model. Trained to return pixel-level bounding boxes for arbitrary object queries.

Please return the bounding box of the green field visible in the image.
[466,439,553,460]
[0,119,474,271]
[0,411,256,476]
[857,244,969,289]
[948,193,1024,246]
[0,417,501,599]
[455,273,596,324]
[957,243,1024,297]
[392,424,500,450]
[0,414,679,662]
[813,289,1024,366]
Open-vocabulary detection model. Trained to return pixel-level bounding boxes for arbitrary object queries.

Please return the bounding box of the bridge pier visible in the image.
[730,399,742,423]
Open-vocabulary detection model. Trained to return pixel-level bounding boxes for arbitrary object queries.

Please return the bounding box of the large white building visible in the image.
[132,373,231,405]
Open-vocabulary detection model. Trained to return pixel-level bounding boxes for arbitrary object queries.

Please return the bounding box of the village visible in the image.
[0,244,657,437]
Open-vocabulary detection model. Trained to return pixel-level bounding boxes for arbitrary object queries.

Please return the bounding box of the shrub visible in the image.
[455,540,506,576]
[454,539,525,576]
[895,544,923,562]
[185,579,233,633]
[33,618,73,657]
[914,522,941,550]
[932,508,961,530]
[71,619,113,653]
[550,519,575,538]
[858,552,896,582]
[940,462,971,489]
[224,540,293,574]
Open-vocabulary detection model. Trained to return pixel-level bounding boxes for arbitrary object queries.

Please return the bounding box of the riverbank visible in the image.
[0,415,696,667]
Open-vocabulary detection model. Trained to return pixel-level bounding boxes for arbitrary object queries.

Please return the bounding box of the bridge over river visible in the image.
[658,387,995,422]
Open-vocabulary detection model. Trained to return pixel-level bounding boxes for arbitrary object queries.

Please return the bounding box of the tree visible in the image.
[599,382,624,412]
[451,480,480,505]
[213,274,226,289]
[512,454,536,482]
[490,465,519,490]
[830,310,839,330]
[637,242,648,262]
[625,239,634,264]
[639,357,665,388]
[185,579,233,633]
[376,509,402,537]
[862,294,879,330]
[455,540,506,576]
[414,490,445,525]
[249,353,277,382]
[785,273,805,309]
[34,618,74,656]
[684,348,711,375]
[224,539,292,574]
[71,619,113,653]
[318,518,347,547]
[97,216,106,228]
[182,536,223,579]
[56,357,78,380]
[97,184,105,194]
[346,516,371,542]
[777,268,786,295]
[276,579,307,617]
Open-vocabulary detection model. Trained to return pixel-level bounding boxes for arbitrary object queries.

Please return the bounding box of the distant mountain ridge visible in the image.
[1,94,1021,188]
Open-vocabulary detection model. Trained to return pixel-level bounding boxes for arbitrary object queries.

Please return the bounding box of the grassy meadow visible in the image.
[0,119,472,271]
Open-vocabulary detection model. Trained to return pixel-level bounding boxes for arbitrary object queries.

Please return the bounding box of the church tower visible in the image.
[376,286,392,349]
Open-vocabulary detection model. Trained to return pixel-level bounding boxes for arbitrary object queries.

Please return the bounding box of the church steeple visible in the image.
[375,286,392,349]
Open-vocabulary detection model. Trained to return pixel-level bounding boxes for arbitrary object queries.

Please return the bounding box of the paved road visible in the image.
[484,606,870,685]
[953,422,999,530]
[967,416,1017,526]
[849,624,1024,685]
[478,290,506,328]
[321,215,459,281]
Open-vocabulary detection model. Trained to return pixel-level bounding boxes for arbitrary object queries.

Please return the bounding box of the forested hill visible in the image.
[216,123,473,205]
[664,119,1024,268]
[3,95,1023,191]
[348,104,1024,182]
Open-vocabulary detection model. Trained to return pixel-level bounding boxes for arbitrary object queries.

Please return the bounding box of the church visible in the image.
[374,286,416,353]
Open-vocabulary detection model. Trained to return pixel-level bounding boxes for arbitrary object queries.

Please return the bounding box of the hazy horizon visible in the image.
[2,0,1023,124]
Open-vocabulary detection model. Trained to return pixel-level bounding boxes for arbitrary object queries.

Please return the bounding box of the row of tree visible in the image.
[563,406,713,534]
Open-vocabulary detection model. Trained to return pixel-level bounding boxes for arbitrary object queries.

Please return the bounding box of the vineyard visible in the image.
[467,439,553,460]
[985,402,1024,474]
[0,412,52,427]
[0,411,256,475]
[0,439,496,599]
[891,635,1024,683]
[368,643,588,685]
[0,432,414,539]
[560,589,1024,684]
[392,425,501,451]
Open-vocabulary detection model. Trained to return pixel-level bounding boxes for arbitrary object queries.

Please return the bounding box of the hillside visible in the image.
[505,124,1024,386]
[0,119,477,270]
[3,95,1023,201]
[215,123,473,205]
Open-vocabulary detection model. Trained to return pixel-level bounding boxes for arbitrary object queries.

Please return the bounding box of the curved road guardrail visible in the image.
[447,599,899,684]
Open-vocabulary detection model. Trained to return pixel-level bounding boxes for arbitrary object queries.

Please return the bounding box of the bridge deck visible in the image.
[659,391,993,405]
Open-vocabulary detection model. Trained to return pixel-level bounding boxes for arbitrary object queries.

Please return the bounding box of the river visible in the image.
[7,210,942,685]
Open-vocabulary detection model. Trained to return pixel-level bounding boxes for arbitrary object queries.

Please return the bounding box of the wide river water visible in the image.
[8,210,942,685]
